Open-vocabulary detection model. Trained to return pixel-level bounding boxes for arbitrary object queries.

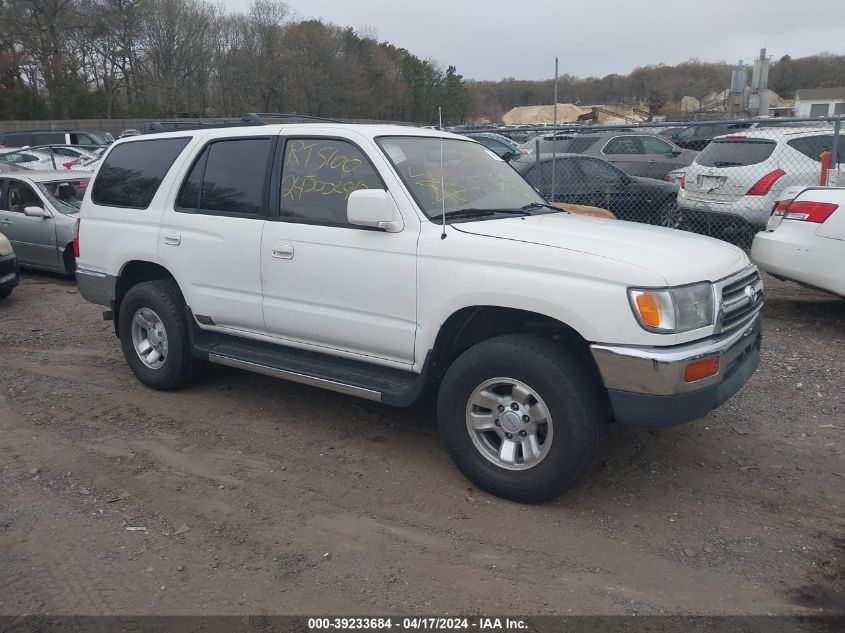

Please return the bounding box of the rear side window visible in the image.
[176,138,272,216]
[564,137,598,153]
[787,135,841,164]
[695,139,776,167]
[603,136,641,155]
[92,138,189,209]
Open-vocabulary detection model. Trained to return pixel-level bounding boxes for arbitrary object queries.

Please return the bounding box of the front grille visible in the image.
[718,268,763,332]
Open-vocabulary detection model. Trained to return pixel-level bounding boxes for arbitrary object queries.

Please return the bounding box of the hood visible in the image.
[454,213,748,286]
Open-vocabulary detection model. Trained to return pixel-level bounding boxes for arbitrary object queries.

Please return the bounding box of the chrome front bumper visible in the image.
[590,314,762,426]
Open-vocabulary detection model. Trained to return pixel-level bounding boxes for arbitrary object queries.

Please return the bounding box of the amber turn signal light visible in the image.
[634,293,661,327]
[684,356,720,383]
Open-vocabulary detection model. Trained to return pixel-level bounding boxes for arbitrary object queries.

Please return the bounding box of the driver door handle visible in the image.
[271,243,294,259]
[163,232,181,246]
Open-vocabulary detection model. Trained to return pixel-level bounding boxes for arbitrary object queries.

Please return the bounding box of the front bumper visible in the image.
[0,252,20,290]
[590,314,762,427]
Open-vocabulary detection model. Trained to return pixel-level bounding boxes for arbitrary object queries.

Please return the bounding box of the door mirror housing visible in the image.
[23,205,50,218]
[347,189,403,232]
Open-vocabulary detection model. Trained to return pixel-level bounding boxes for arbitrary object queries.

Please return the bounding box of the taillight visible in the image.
[63,161,74,169]
[679,175,685,189]
[72,218,80,258]
[770,198,793,217]
[746,169,785,196]
[783,201,839,223]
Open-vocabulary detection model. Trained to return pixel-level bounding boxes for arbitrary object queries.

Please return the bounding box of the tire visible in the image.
[118,280,201,391]
[656,199,685,229]
[63,247,76,276]
[437,334,606,503]
[0,287,12,300]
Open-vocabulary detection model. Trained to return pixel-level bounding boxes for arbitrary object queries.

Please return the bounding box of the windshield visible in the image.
[377,136,544,219]
[37,178,88,214]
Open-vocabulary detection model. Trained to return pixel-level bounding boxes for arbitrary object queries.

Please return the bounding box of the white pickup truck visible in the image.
[76,124,763,502]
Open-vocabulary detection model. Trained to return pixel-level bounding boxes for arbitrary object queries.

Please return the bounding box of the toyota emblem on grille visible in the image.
[744,285,758,304]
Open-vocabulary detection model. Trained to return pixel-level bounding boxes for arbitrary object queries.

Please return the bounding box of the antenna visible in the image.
[439,107,447,240]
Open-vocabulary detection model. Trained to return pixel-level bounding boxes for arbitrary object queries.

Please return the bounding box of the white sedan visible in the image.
[752,186,845,297]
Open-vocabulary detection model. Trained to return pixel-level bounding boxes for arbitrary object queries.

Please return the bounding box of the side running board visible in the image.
[186,309,430,408]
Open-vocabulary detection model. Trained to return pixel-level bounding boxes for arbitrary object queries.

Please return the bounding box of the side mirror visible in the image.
[669,150,682,157]
[501,150,518,162]
[347,189,403,232]
[24,206,49,218]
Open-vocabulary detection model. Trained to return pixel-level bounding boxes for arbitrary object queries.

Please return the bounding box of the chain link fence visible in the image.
[0,144,105,173]
[479,117,843,248]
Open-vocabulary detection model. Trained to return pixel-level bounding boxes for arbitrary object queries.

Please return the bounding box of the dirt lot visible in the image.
[0,272,842,616]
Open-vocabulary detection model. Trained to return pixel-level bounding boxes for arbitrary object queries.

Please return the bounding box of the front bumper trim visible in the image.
[591,315,762,427]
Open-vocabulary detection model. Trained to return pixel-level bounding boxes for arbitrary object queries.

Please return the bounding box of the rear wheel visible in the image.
[118,280,201,390]
[437,335,606,503]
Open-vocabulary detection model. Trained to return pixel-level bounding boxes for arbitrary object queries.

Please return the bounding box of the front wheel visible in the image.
[437,335,606,503]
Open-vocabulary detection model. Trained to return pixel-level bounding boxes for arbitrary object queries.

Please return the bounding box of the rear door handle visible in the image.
[271,244,294,259]
[163,232,181,246]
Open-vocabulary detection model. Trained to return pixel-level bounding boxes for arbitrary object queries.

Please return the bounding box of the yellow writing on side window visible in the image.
[286,140,364,174]
[282,174,371,201]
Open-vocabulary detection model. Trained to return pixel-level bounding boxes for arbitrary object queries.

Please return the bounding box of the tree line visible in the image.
[0,0,471,124]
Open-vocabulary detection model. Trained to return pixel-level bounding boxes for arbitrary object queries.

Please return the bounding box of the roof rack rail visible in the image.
[146,119,261,134]
[243,112,343,124]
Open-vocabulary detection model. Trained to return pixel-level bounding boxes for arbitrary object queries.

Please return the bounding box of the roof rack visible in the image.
[243,112,343,124]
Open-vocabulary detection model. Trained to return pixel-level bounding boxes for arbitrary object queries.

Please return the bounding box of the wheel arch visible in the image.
[427,306,606,401]
[114,260,183,336]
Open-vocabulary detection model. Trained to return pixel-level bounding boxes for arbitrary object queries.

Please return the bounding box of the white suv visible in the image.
[76,124,763,502]
[677,127,841,228]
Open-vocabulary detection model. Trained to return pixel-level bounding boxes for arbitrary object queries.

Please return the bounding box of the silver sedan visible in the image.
[0,171,93,275]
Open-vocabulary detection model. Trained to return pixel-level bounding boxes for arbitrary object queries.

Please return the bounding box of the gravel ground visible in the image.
[0,271,842,616]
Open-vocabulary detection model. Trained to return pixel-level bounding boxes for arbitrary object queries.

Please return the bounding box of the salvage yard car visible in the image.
[0,230,20,299]
[752,186,845,297]
[0,171,90,275]
[513,153,683,227]
[76,126,763,502]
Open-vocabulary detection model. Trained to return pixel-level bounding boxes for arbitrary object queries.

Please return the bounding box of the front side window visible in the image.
[92,138,189,209]
[279,138,383,226]
[378,136,544,218]
[578,158,625,185]
[8,181,43,213]
[641,136,674,154]
[177,138,272,215]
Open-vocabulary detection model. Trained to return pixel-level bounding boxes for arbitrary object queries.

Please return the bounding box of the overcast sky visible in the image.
[226,0,845,81]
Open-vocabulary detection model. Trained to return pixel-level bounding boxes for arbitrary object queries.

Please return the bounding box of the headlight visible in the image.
[0,233,12,257]
[628,283,715,333]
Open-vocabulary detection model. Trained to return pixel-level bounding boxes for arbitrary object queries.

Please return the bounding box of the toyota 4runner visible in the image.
[76,124,763,502]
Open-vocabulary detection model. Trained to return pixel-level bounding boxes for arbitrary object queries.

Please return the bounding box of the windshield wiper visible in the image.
[443,207,531,219]
[520,202,567,213]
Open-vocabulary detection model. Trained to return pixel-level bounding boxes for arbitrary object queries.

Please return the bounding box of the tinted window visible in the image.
[565,137,599,153]
[280,139,383,225]
[603,136,641,155]
[578,158,625,184]
[641,136,674,154]
[92,138,189,209]
[197,139,271,215]
[528,159,583,195]
[787,135,842,164]
[696,139,776,167]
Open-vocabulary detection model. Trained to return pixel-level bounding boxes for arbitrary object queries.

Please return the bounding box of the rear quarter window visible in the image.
[787,135,842,164]
[695,139,776,167]
[92,137,190,209]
